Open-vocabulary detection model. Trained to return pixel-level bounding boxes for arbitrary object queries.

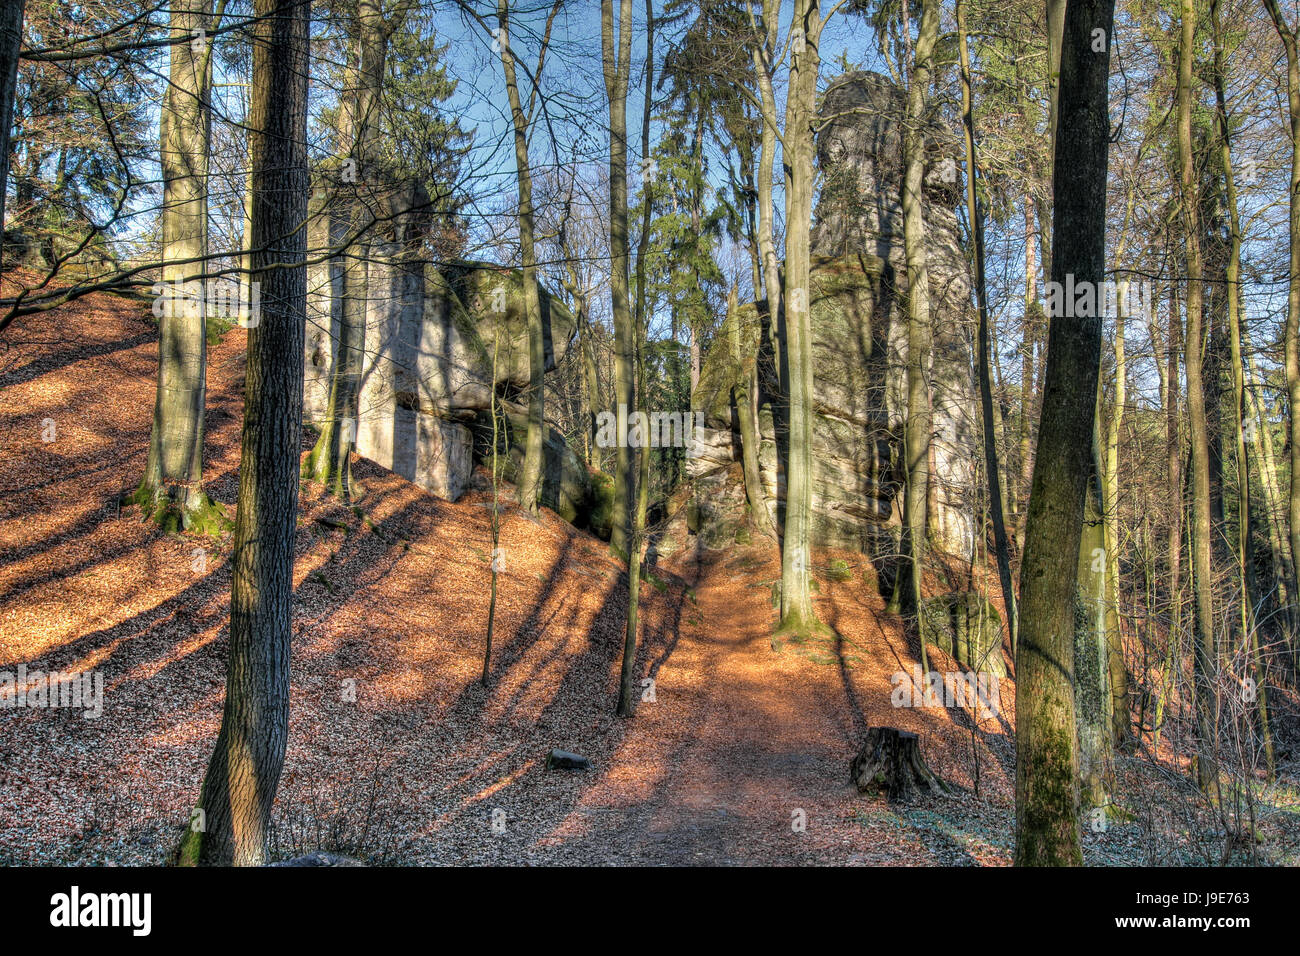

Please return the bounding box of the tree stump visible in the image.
[850,727,950,800]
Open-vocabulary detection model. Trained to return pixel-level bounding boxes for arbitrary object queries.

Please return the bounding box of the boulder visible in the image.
[302,182,590,524]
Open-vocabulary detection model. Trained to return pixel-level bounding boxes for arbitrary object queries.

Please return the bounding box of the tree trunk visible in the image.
[305,0,392,500]
[775,0,825,638]
[1178,0,1220,794]
[177,0,309,866]
[603,0,634,558]
[1014,0,1113,867]
[138,0,220,531]
[618,0,653,718]
[0,0,24,252]
[1215,0,1273,776]
[730,285,772,536]
[497,0,546,516]
[958,0,1017,657]
[1262,0,1300,666]
[888,0,939,636]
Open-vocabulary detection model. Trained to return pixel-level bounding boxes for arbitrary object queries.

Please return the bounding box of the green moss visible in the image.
[587,471,615,541]
[130,484,230,536]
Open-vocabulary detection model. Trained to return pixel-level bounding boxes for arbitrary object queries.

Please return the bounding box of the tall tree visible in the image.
[1178,0,1219,794]
[618,0,654,718]
[774,0,827,638]
[495,0,560,516]
[1262,0,1300,665]
[136,0,223,531]
[603,0,635,558]
[957,0,1018,656]
[0,0,24,252]
[305,0,397,499]
[1014,0,1113,866]
[1214,0,1273,776]
[888,0,939,638]
[177,0,310,866]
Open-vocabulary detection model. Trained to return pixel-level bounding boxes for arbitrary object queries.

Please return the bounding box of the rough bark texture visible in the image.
[1014,0,1113,867]
[850,727,948,801]
[177,0,309,866]
[498,0,547,516]
[769,0,824,637]
[0,0,24,249]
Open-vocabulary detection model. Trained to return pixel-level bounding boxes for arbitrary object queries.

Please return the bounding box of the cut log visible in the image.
[850,727,950,800]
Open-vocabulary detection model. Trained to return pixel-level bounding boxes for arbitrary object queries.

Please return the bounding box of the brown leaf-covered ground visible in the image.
[2,280,1296,866]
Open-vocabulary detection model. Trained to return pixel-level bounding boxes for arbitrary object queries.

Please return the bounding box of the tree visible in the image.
[887,0,939,637]
[1014,0,1114,867]
[1262,0,1300,665]
[957,0,1018,657]
[177,0,310,866]
[773,0,827,639]
[0,0,25,249]
[496,0,561,517]
[135,0,224,532]
[1178,0,1219,794]
[305,0,400,499]
[603,0,635,558]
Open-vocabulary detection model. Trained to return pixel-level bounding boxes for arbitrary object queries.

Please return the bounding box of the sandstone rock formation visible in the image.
[683,71,978,560]
[303,191,595,523]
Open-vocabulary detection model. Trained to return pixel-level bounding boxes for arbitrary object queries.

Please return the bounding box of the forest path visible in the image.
[540,547,1006,865]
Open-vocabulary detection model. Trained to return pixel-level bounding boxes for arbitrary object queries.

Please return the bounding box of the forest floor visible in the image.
[2,280,1299,866]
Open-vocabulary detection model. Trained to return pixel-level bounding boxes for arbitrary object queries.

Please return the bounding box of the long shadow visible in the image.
[0,331,156,390]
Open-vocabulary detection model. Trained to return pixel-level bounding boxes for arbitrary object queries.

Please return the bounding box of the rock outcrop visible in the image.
[684,71,978,559]
[303,191,594,522]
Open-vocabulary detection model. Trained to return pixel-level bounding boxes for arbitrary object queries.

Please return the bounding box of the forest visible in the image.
[0,0,1299,878]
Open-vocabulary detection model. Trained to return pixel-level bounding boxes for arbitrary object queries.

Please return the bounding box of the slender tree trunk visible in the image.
[176,0,309,866]
[603,0,634,558]
[1263,0,1300,665]
[1014,0,1113,867]
[1104,281,1129,747]
[618,0,653,718]
[888,0,938,637]
[730,285,772,536]
[958,0,1017,656]
[138,0,220,531]
[1243,322,1293,612]
[306,0,393,499]
[497,0,546,515]
[1215,0,1273,776]
[1178,0,1220,794]
[775,0,825,638]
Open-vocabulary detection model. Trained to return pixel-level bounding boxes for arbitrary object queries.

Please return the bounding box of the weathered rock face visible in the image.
[303,198,590,516]
[685,71,978,558]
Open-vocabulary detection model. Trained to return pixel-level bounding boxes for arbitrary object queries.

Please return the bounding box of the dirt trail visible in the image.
[0,288,1019,866]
